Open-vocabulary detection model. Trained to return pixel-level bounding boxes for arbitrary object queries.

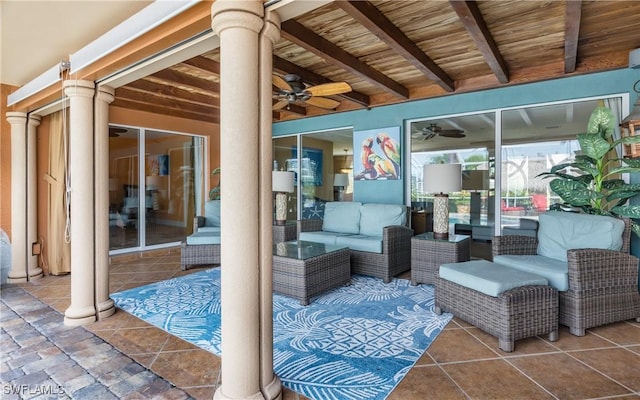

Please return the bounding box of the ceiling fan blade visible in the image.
[272,75,292,92]
[273,100,289,110]
[305,96,341,110]
[439,132,466,138]
[305,82,352,97]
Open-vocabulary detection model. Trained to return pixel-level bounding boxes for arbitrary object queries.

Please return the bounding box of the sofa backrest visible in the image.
[537,212,625,262]
[204,200,221,227]
[359,203,407,236]
[322,201,362,234]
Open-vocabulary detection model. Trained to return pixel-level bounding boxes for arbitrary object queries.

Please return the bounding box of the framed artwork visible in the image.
[147,154,169,176]
[289,147,323,186]
[353,126,401,180]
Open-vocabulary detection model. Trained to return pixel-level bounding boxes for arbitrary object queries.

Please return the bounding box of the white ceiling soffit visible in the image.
[69,0,200,75]
[266,0,332,21]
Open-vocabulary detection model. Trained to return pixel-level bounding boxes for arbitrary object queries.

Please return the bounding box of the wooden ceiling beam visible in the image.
[180,55,221,76]
[273,56,370,106]
[115,87,218,116]
[564,0,582,73]
[449,0,509,84]
[337,0,454,92]
[150,69,220,93]
[125,79,219,108]
[112,98,219,124]
[281,19,409,99]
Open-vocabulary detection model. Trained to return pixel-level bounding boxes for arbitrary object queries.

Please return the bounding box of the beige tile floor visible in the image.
[16,247,640,400]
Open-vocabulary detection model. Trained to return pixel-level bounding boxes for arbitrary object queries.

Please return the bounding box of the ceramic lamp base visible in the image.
[433,193,449,240]
[275,192,287,225]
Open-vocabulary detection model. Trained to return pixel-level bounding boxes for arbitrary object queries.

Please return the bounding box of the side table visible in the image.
[411,232,471,285]
[273,222,297,243]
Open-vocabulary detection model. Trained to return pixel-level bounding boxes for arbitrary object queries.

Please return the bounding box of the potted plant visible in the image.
[538,104,640,236]
[209,167,221,200]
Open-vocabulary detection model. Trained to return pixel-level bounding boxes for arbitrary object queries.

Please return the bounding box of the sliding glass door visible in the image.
[109,126,206,252]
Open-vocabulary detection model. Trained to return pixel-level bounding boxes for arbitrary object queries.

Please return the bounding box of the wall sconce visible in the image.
[423,163,462,239]
[333,173,349,201]
[272,170,294,225]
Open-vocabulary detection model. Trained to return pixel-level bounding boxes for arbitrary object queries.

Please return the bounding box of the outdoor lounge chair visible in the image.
[492,212,640,336]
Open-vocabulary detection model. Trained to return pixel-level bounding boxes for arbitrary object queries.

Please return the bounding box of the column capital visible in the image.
[28,114,41,127]
[262,10,281,45]
[63,80,95,98]
[96,85,115,104]
[211,0,264,36]
[6,111,27,125]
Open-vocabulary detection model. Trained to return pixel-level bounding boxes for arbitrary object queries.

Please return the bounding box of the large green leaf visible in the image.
[612,204,640,219]
[621,158,640,169]
[586,106,615,138]
[577,134,612,160]
[549,179,595,206]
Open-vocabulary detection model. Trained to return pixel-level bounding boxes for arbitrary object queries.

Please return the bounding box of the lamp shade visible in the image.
[423,163,462,194]
[333,173,349,187]
[146,175,161,189]
[108,178,118,192]
[461,170,489,191]
[272,170,294,193]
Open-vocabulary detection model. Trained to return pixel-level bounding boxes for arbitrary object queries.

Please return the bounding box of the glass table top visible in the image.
[413,232,470,243]
[273,240,347,260]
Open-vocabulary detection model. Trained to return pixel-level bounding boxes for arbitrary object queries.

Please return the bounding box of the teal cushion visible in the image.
[493,254,568,291]
[322,202,362,234]
[358,203,406,236]
[186,232,221,245]
[298,231,339,245]
[537,212,624,262]
[198,226,221,234]
[439,260,548,297]
[204,200,221,227]
[336,235,383,253]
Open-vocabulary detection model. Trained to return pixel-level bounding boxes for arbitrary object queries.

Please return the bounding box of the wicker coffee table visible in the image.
[411,232,470,285]
[273,240,350,305]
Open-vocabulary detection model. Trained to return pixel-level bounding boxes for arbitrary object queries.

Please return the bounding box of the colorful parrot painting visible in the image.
[368,153,398,179]
[376,132,400,178]
[354,137,377,180]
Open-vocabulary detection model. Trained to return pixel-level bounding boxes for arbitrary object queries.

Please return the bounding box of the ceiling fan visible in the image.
[272,74,352,111]
[109,127,127,137]
[414,123,465,140]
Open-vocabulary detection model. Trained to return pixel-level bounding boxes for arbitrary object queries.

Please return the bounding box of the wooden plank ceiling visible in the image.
[112,0,640,124]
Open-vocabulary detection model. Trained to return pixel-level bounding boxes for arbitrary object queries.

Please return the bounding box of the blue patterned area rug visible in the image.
[111,268,452,400]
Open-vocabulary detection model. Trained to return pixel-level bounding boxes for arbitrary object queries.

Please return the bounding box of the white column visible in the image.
[27,114,43,280]
[259,9,282,400]
[211,1,265,399]
[63,80,97,326]
[7,112,28,283]
[95,85,115,320]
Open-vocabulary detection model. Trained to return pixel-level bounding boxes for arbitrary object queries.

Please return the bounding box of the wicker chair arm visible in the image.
[297,219,323,233]
[566,248,640,291]
[492,235,538,257]
[382,225,413,252]
[193,216,205,232]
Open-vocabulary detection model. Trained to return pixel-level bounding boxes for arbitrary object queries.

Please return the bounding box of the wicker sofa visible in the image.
[298,201,412,283]
[492,211,640,336]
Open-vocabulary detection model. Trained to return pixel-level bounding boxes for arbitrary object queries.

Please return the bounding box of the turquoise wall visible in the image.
[274,68,640,205]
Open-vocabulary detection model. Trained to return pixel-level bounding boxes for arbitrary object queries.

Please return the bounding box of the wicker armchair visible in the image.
[492,218,640,336]
[297,214,412,283]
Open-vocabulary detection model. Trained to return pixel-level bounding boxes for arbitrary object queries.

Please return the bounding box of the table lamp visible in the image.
[423,163,461,239]
[462,170,489,224]
[272,170,294,225]
[333,173,349,201]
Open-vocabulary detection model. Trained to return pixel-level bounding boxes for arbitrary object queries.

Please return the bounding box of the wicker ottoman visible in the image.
[435,260,558,352]
[181,232,221,270]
